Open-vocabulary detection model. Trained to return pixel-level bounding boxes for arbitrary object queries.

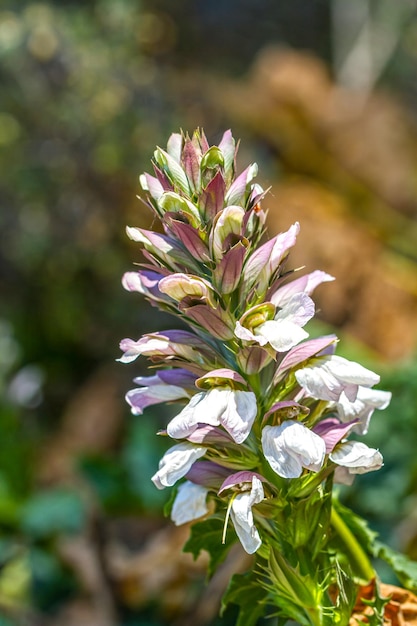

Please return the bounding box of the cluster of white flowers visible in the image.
[119,130,391,555]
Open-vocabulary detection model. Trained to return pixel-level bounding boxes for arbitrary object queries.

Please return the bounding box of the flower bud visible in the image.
[153,146,190,196]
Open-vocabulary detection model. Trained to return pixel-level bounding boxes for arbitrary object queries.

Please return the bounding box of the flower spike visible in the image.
[119,129,393,624]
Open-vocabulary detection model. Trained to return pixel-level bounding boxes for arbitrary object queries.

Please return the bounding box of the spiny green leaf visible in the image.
[262,549,325,626]
[183,515,234,578]
[333,496,417,591]
[269,548,320,606]
[373,541,417,592]
[221,569,269,626]
[360,578,390,626]
[330,558,359,626]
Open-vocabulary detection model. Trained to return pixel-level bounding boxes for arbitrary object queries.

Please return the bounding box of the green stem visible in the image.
[331,506,375,583]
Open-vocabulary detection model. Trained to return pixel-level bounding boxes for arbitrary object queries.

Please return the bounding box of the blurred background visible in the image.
[1,1,417,624]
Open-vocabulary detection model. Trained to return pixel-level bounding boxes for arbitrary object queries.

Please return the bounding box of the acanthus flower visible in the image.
[330,440,383,476]
[118,330,217,370]
[219,472,266,554]
[166,386,257,444]
[126,226,198,273]
[158,273,216,307]
[295,354,380,402]
[151,442,207,490]
[335,386,392,434]
[235,292,315,353]
[262,421,326,479]
[313,417,383,478]
[159,273,236,340]
[171,481,209,526]
[125,369,196,415]
[119,129,394,624]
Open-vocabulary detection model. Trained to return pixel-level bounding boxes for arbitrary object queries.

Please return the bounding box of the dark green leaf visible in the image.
[265,549,324,626]
[183,515,234,578]
[360,578,390,626]
[221,570,269,626]
[373,541,417,592]
[333,497,417,592]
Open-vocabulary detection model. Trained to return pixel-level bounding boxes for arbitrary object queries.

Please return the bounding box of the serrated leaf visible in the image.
[183,516,234,578]
[361,578,389,626]
[221,570,269,626]
[269,550,322,612]
[373,541,417,592]
[332,497,417,592]
[332,558,358,624]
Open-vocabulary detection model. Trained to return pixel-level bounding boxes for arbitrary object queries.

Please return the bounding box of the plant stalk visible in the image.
[331,506,375,583]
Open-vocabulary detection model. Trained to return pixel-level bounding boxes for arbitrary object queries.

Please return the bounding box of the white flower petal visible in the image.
[274,293,315,327]
[234,320,268,345]
[171,481,209,525]
[334,466,355,485]
[262,421,326,479]
[327,356,380,387]
[220,390,257,443]
[122,271,146,293]
[295,366,344,401]
[336,387,392,434]
[166,392,208,439]
[255,320,309,352]
[296,355,380,402]
[330,441,383,474]
[230,476,264,554]
[117,338,144,363]
[193,388,229,424]
[151,443,207,489]
[167,388,257,444]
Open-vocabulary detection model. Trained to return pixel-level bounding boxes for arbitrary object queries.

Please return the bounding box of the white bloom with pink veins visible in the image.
[330,440,383,475]
[171,481,209,525]
[151,443,207,490]
[262,421,326,479]
[295,355,380,402]
[336,386,392,434]
[230,475,265,554]
[235,293,315,353]
[167,387,257,444]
